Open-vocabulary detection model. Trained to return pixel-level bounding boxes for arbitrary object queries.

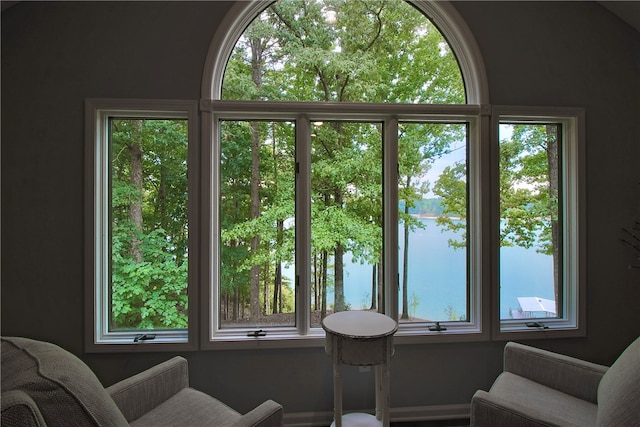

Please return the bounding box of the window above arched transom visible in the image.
[203,0,488,104]
[221,0,464,104]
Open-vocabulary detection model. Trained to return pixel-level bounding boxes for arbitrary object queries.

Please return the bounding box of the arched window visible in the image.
[202,0,488,341]
[203,1,487,103]
[221,1,465,104]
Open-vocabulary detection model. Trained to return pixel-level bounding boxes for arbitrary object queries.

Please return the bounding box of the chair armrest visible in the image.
[231,400,283,427]
[504,342,608,403]
[106,356,189,422]
[471,389,554,427]
[2,390,47,427]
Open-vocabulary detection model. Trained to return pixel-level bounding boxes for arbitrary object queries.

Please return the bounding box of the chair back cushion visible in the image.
[1,337,128,427]
[596,336,640,427]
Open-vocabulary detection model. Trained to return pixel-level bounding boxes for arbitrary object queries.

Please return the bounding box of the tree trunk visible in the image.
[313,253,319,311]
[250,121,261,322]
[273,219,283,314]
[334,243,345,311]
[546,125,560,312]
[321,250,328,319]
[128,120,144,263]
[249,33,264,323]
[370,264,377,310]
[233,287,239,321]
[333,188,346,311]
[263,262,270,315]
[156,164,167,230]
[401,177,412,319]
[377,252,384,313]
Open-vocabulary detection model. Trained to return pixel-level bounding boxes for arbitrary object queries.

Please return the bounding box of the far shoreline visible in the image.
[410,214,463,220]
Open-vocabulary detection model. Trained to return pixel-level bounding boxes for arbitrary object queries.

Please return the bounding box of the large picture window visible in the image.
[199,0,584,347]
[207,0,478,344]
[206,104,481,345]
[86,0,585,350]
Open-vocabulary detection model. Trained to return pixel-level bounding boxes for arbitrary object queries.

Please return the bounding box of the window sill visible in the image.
[85,331,197,353]
[494,320,585,341]
[204,328,327,350]
[202,322,492,350]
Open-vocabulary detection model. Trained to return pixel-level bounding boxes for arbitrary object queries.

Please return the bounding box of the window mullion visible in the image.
[97,112,110,342]
[383,117,399,320]
[476,112,492,337]
[296,115,311,335]
[210,114,221,337]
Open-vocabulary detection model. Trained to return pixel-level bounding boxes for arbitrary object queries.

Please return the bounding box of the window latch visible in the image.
[133,333,156,342]
[247,329,267,337]
[428,322,447,332]
[526,322,549,329]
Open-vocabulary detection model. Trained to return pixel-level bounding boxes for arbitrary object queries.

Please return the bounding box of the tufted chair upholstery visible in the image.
[471,336,640,427]
[1,337,283,427]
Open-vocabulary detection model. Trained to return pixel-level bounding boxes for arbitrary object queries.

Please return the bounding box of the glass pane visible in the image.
[310,122,382,327]
[398,123,468,323]
[499,123,561,320]
[110,118,189,331]
[222,0,464,104]
[219,120,296,328]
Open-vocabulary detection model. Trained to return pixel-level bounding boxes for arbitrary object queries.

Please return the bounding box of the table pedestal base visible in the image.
[330,413,382,427]
[323,311,397,427]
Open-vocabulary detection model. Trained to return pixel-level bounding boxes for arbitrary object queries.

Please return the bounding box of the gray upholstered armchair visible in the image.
[1,337,283,427]
[471,336,640,427]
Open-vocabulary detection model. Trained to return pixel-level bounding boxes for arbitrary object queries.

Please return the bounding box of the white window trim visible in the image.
[199,0,490,349]
[490,106,586,341]
[85,98,199,352]
[201,102,586,349]
[83,2,586,350]
[201,100,486,349]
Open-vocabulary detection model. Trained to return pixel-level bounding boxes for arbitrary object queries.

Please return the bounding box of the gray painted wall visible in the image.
[2,0,639,419]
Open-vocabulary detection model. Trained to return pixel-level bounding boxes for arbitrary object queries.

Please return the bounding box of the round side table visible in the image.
[322,311,398,427]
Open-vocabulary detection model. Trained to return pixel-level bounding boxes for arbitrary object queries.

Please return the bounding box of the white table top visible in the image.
[322,311,397,339]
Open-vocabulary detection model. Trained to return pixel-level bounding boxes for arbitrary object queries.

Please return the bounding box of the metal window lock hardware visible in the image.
[133,334,156,342]
[428,322,447,332]
[526,322,549,329]
[247,329,267,337]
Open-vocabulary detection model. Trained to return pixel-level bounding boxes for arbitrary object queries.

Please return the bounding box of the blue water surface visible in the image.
[286,218,554,321]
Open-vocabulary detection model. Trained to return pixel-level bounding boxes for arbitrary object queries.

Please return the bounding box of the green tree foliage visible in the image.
[219,120,296,322]
[110,1,561,327]
[435,125,559,252]
[434,123,561,302]
[501,125,559,256]
[111,119,189,330]
[220,0,465,322]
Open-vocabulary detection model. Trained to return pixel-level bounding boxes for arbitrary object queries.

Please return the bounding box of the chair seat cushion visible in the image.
[489,372,597,427]
[130,388,241,427]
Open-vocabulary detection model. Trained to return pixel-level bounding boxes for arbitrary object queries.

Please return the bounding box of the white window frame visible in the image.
[490,106,586,340]
[201,100,487,349]
[202,104,586,349]
[198,1,586,349]
[84,99,199,352]
[83,2,586,350]
[200,0,491,349]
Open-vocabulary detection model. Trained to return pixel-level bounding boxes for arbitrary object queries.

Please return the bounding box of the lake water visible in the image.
[313,218,555,321]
